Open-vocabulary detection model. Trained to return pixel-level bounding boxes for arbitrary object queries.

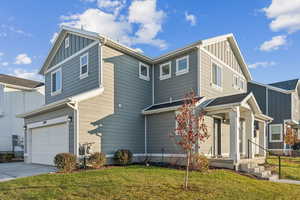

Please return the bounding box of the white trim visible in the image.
[27,116,68,129]
[50,67,62,96]
[269,124,283,142]
[99,43,103,86]
[79,52,89,79]
[152,64,154,104]
[45,41,99,74]
[197,46,201,96]
[266,88,269,115]
[159,61,171,80]
[233,74,239,89]
[65,36,70,48]
[249,81,293,94]
[144,116,147,154]
[106,153,186,158]
[211,61,223,90]
[143,106,180,115]
[176,55,189,76]
[139,62,150,81]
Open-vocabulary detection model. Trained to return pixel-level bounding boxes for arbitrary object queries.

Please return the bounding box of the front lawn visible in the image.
[266,156,300,180]
[0,166,300,200]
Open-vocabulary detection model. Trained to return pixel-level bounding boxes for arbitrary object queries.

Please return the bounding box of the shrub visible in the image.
[88,152,106,168]
[190,154,209,172]
[292,142,300,150]
[54,153,77,173]
[0,153,14,162]
[114,149,133,165]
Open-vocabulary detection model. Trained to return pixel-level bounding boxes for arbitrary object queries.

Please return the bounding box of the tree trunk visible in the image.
[184,151,190,190]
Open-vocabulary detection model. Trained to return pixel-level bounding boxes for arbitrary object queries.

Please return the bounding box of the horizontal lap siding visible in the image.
[78,45,152,155]
[292,92,300,122]
[45,44,100,104]
[154,50,198,103]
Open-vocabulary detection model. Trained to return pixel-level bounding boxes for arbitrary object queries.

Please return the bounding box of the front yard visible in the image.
[0,165,300,200]
[266,156,300,180]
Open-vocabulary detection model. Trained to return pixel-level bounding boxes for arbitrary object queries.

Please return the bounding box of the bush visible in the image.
[54,153,77,173]
[114,149,133,165]
[88,152,106,168]
[292,142,300,150]
[190,154,209,172]
[0,153,14,162]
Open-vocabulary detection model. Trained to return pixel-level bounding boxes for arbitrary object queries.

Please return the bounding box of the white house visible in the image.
[0,74,44,154]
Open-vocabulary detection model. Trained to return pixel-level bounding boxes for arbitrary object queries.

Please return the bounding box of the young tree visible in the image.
[284,126,299,146]
[170,91,209,190]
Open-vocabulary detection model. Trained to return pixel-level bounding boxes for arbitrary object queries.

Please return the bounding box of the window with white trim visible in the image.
[65,37,70,48]
[51,68,62,95]
[80,53,89,79]
[159,62,171,80]
[269,124,283,142]
[176,56,189,75]
[233,74,239,89]
[239,78,245,90]
[212,62,222,88]
[139,62,150,81]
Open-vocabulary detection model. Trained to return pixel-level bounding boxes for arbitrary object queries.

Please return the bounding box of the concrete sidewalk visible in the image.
[0,162,56,182]
[271,179,300,185]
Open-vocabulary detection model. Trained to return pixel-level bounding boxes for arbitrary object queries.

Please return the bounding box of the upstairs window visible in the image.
[240,79,245,90]
[65,37,70,48]
[139,62,150,81]
[176,56,189,75]
[80,53,89,79]
[159,62,171,80]
[212,62,222,88]
[51,68,62,95]
[233,75,239,89]
[269,124,283,142]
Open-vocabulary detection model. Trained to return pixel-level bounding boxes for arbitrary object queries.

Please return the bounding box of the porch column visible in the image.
[229,107,240,162]
[258,121,267,157]
[245,112,255,158]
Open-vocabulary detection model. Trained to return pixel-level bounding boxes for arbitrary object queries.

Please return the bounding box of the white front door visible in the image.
[31,123,69,165]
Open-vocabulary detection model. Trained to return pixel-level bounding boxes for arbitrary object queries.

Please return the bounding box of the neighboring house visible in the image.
[248,79,300,153]
[18,26,271,170]
[0,74,44,154]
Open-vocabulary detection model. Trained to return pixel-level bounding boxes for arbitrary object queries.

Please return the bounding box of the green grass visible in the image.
[0,166,300,200]
[266,156,300,180]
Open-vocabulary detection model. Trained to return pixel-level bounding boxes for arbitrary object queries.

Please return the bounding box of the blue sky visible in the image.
[0,0,299,83]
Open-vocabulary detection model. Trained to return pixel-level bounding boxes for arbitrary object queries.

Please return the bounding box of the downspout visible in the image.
[67,102,79,156]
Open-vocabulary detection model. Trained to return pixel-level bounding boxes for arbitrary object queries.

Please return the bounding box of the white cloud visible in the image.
[0,52,3,57]
[14,53,32,65]
[50,32,59,44]
[263,0,300,33]
[248,61,276,69]
[97,0,126,14]
[1,62,9,67]
[11,68,43,81]
[259,35,286,51]
[0,24,31,37]
[185,11,197,26]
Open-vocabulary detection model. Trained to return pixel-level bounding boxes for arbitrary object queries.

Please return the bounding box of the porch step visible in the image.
[239,163,277,181]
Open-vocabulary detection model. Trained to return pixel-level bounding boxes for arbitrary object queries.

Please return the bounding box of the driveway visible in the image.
[0,162,56,182]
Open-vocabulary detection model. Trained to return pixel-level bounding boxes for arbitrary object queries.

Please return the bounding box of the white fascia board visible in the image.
[142,106,180,115]
[249,81,293,94]
[70,86,104,102]
[27,116,68,129]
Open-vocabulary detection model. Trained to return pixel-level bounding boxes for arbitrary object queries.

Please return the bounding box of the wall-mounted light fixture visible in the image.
[23,125,27,130]
[67,116,73,123]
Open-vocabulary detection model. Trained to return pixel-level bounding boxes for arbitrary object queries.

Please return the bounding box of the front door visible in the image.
[213,118,222,157]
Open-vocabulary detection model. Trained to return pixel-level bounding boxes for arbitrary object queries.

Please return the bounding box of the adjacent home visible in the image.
[0,74,44,155]
[18,26,272,171]
[248,79,300,153]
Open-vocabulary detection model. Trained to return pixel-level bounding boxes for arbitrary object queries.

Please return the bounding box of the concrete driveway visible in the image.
[0,162,56,182]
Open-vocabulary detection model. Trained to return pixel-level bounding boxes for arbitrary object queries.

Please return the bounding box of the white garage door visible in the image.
[31,123,69,165]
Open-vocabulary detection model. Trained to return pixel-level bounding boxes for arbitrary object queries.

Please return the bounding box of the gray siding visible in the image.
[248,82,267,114]
[24,106,75,154]
[45,44,100,104]
[49,33,94,69]
[154,50,198,103]
[268,90,291,124]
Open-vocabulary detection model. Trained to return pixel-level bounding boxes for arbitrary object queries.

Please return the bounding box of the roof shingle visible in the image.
[0,74,44,89]
[269,79,299,90]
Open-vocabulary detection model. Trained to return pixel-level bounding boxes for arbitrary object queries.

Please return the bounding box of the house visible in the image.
[0,74,44,155]
[17,26,272,170]
[248,79,300,154]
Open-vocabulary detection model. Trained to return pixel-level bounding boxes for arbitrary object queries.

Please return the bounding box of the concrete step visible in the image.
[254,170,272,178]
[240,163,258,172]
[268,174,279,181]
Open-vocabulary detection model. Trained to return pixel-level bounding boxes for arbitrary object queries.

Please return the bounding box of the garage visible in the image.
[31,123,69,165]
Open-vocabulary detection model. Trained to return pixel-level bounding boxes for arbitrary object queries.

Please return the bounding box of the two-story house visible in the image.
[0,74,44,155]
[248,79,300,154]
[18,26,271,170]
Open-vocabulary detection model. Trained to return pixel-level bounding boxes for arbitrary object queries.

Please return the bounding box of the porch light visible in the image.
[23,125,27,130]
[67,116,73,122]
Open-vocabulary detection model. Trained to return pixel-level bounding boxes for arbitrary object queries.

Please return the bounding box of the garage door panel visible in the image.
[31,123,69,165]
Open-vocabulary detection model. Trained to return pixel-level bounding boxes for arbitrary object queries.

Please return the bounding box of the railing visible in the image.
[248,139,281,179]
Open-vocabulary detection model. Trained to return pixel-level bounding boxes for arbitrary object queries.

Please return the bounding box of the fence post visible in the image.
[279,156,281,179]
[247,140,250,159]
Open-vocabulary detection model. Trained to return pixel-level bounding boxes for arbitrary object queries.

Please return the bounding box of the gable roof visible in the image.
[205,93,250,107]
[39,26,252,81]
[0,74,44,89]
[269,79,299,91]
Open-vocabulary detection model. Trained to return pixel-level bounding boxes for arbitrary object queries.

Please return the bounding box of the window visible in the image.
[240,79,245,90]
[233,75,239,89]
[269,124,283,142]
[212,62,222,88]
[51,68,62,95]
[159,62,171,80]
[80,53,89,79]
[65,37,70,48]
[176,56,189,75]
[139,62,150,81]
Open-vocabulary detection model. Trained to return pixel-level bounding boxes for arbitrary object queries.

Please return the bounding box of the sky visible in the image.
[0,0,299,84]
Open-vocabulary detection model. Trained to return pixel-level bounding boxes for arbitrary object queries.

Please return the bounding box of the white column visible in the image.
[229,107,240,162]
[259,121,266,157]
[245,112,255,158]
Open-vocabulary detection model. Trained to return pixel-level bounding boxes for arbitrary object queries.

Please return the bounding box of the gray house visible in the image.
[18,26,271,170]
[248,79,300,153]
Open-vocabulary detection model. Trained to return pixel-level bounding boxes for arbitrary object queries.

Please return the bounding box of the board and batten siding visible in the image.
[78,45,152,155]
[49,33,95,69]
[247,82,267,114]
[154,49,198,104]
[45,43,100,104]
[200,49,246,99]
[24,106,75,154]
